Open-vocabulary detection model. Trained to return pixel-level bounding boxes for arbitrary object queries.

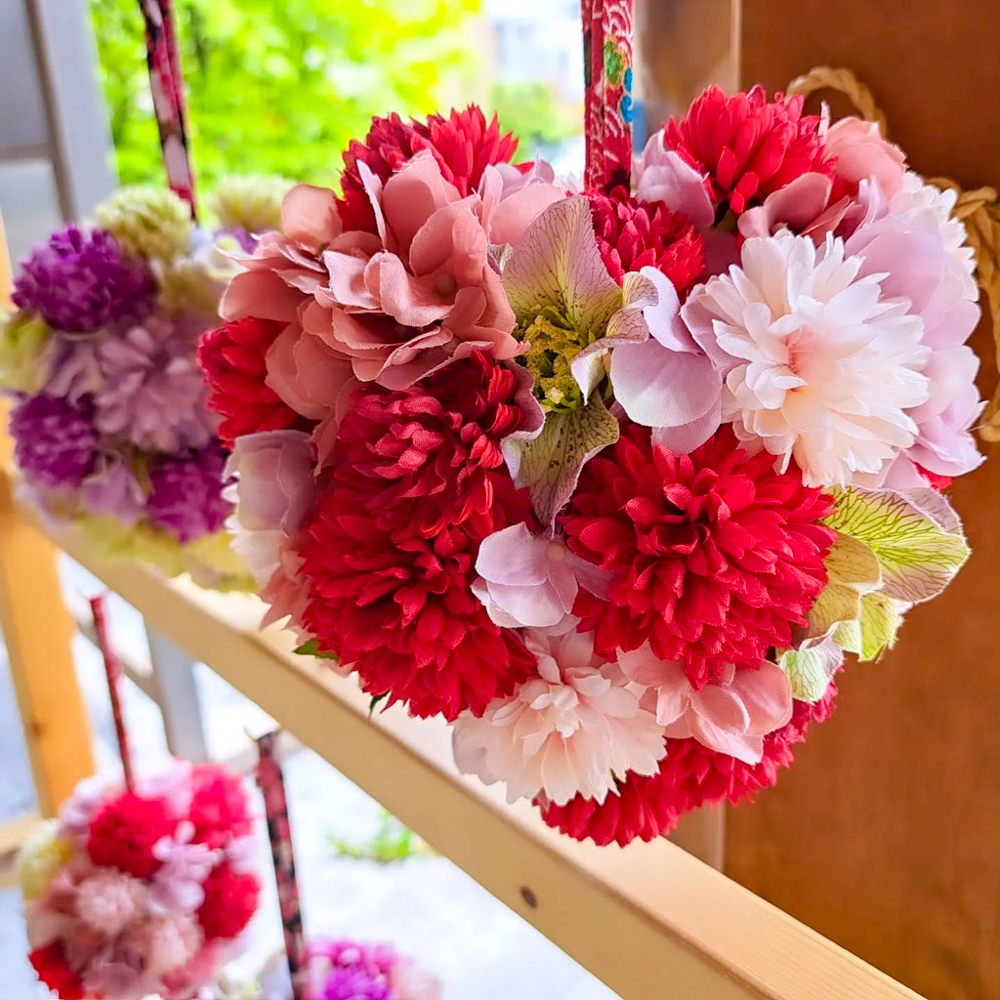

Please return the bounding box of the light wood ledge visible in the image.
[22,505,926,1000]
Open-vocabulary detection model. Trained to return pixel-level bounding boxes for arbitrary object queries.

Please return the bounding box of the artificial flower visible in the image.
[196,864,261,941]
[617,648,793,764]
[86,792,177,879]
[80,455,147,525]
[588,185,704,293]
[74,870,147,936]
[298,489,534,720]
[338,106,518,233]
[12,224,156,332]
[0,312,53,393]
[94,186,195,261]
[8,393,98,490]
[94,312,217,453]
[16,822,73,902]
[472,523,610,629]
[147,447,233,544]
[540,683,837,845]
[331,351,533,535]
[199,316,304,446]
[561,424,835,686]
[208,174,291,236]
[823,116,906,199]
[223,430,316,585]
[681,230,932,485]
[664,85,833,214]
[453,626,666,805]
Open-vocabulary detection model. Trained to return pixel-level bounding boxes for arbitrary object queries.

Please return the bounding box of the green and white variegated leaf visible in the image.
[778,639,844,702]
[834,592,906,662]
[503,196,621,338]
[511,393,620,529]
[801,533,882,644]
[825,487,970,605]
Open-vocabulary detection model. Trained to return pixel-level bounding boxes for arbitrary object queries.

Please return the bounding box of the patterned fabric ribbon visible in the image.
[89,594,135,791]
[136,0,197,217]
[582,0,634,192]
[255,731,307,1000]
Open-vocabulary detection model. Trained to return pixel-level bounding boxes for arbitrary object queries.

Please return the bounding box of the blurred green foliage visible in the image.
[90,0,483,188]
[490,80,580,152]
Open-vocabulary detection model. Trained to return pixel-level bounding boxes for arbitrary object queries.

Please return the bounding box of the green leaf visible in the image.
[368,692,389,718]
[513,394,620,528]
[293,638,338,660]
[857,591,904,662]
[778,640,843,702]
[825,488,970,604]
[802,533,882,642]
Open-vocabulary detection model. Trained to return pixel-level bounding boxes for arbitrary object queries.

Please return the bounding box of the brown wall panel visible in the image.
[727,4,1000,998]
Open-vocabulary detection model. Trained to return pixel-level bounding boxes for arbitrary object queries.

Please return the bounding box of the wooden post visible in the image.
[0,213,95,816]
[726,7,1000,1000]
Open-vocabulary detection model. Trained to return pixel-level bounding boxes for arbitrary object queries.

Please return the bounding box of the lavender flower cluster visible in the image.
[0,187,258,547]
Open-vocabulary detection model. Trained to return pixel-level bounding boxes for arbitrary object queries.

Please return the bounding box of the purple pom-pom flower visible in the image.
[147,447,233,543]
[9,393,99,489]
[12,225,155,332]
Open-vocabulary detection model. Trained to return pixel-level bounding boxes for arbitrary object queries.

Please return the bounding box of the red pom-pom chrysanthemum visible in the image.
[339,106,519,233]
[87,792,177,879]
[298,491,535,720]
[197,863,261,941]
[198,317,303,447]
[29,942,85,1000]
[539,685,838,846]
[664,85,833,215]
[333,352,531,537]
[188,763,255,850]
[561,424,835,687]
[588,187,705,295]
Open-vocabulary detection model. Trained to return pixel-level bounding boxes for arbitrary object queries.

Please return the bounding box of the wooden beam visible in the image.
[39,514,927,1000]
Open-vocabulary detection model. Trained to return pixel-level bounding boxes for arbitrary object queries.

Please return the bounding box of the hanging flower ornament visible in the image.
[202,19,981,843]
[18,762,261,1000]
[0,180,289,588]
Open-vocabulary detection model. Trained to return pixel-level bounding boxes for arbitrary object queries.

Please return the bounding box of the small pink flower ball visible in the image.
[74,870,146,936]
[124,912,203,977]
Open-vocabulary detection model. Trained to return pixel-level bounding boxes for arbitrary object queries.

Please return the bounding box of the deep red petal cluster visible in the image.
[298,487,535,720]
[198,317,304,447]
[665,85,833,215]
[560,423,835,687]
[539,684,837,846]
[86,792,177,879]
[197,863,261,941]
[333,352,529,536]
[338,106,518,233]
[588,186,705,296]
[29,942,85,1000]
[187,764,254,850]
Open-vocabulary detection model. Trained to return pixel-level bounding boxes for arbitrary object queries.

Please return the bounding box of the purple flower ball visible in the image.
[9,393,99,489]
[321,967,391,1000]
[12,225,155,332]
[146,446,233,543]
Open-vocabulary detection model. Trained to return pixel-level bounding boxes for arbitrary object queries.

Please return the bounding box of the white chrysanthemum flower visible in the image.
[682,230,931,486]
[452,627,666,806]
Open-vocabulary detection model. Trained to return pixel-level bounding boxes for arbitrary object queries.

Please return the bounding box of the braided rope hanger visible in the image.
[788,65,1000,444]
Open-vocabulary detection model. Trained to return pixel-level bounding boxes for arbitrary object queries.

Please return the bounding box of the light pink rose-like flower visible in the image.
[452,627,666,806]
[74,870,147,936]
[824,116,907,200]
[471,523,610,629]
[617,645,793,765]
[123,912,202,978]
[479,159,567,248]
[843,173,984,484]
[681,230,931,486]
[737,172,855,243]
[223,430,316,585]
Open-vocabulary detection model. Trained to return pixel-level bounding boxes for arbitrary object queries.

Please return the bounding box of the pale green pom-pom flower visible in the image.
[208,175,292,234]
[17,821,72,901]
[0,311,54,394]
[94,186,194,262]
